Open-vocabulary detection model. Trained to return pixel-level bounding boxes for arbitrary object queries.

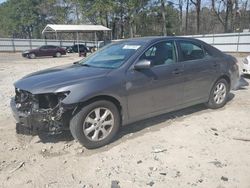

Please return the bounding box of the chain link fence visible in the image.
[0,38,101,52]
[0,32,250,53]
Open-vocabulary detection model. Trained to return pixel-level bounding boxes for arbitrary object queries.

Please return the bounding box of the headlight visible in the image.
[57,91,70,101]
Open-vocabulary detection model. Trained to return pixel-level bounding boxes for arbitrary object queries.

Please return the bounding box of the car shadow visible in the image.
[37,130,74,143]
[24,56,70,60]
[37,93,235,149]
[118,93,235,141]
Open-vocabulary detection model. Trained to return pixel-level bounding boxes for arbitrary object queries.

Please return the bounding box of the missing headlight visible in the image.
[37,91,70,109]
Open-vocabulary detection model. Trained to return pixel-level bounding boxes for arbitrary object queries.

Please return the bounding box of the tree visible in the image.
[190,0,201,34]
[185,0,190,34]
[178,0,184,33]
[160,0,167,36]
[211,0,240,32]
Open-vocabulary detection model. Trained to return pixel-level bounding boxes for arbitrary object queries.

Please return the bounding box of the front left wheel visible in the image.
[69,100,120,149]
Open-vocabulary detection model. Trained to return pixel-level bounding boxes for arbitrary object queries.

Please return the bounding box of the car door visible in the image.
[39,46,55,56]
[46,46,57,56]
[38,46,48,56]
[176,40,218,103]
[126,40,185,119]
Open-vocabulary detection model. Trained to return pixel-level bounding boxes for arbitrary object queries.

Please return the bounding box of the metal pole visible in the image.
[236,32,240,52]
[94,31,97,49]
[11,37,16,53]
[77,32,80,56]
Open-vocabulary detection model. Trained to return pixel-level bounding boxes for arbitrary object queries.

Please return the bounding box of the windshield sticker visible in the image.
[123,45,141,50]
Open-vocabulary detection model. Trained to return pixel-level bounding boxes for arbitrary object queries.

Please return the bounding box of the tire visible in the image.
[206,78,229,109]
[55,52,61,57]
[29,53,36,59]
[70,100,120,149]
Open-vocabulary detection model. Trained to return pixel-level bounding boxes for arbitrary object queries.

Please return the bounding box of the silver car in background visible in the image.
[242,55,250,75]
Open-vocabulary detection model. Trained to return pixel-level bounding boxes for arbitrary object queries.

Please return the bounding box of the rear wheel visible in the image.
[206,78,229,109]
[70,100,120,149]
[55,52,61,57]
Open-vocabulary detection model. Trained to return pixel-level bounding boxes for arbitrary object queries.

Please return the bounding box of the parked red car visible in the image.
[22,45,66,58]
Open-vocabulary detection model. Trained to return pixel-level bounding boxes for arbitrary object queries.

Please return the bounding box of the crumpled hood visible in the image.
[14,64,111,94]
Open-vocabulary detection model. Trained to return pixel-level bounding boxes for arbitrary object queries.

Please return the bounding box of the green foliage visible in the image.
[0,0,249,39]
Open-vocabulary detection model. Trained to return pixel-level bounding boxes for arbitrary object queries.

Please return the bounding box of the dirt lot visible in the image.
[0,53,250,188]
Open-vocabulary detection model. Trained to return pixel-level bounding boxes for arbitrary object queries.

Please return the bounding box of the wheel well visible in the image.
[74,95,122,117]
[219,75,231,88]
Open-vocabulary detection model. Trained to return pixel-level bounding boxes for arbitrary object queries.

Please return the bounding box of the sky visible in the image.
[0,0,6,4]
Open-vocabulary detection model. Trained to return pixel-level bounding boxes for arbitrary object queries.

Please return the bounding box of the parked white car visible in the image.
[242,55,250,75]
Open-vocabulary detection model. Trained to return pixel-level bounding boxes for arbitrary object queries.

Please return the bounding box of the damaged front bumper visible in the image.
[10,89,74,135]
[11,97,56,135]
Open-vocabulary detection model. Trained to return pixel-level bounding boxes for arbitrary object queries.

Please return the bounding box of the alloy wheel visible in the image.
[213,82,226,104]
[83,107,114,141]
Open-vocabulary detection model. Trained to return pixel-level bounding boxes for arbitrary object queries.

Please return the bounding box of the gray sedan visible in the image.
[11,37,239,148]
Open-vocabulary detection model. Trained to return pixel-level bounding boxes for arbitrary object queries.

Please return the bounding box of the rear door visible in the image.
[176,40,218,103]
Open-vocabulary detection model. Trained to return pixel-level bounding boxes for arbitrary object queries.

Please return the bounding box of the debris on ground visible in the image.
[137,160,142,164]
[233,137,250,142]
[211,127,218,131]
[147,181,155,186]
[209,160,226,168]
[9,161,25,173]
[221,176,229,181]
[152,148,167,153]
[111,180,120,188]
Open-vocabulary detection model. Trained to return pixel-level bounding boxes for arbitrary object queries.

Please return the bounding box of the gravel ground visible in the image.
[0,53,250,188]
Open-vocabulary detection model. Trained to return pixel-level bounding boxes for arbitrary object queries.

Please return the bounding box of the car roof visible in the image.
[121,36,204,43]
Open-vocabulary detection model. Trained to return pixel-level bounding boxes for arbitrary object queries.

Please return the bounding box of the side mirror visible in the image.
[134,59,152,70]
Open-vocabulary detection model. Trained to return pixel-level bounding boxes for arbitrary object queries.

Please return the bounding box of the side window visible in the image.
[141,41,176,66]
[47,46,56,49]
[179,41,205,61]
[203,46,212,57]
[40,46,47,49]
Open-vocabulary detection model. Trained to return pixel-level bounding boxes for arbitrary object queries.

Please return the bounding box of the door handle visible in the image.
[172,69,184,75]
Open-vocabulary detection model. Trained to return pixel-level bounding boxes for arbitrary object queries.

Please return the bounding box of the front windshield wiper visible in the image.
[81,64,92,67]
[73,61,92,67]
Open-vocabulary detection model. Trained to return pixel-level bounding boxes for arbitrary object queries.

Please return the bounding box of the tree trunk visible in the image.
[160,0,167,36]
[185,0,189,34]
[129,18,134,38]
[105,13,109,28]
[191,0,201,34]
[179,0,183,34]
[196,6,200,33]
[120,11,124,39]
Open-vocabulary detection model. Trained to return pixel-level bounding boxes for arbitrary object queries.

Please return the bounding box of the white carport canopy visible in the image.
[42,24,111,55]
[42,24,111,34]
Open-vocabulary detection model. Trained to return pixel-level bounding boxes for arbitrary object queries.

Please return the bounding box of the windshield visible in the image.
[79,41,145,69]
